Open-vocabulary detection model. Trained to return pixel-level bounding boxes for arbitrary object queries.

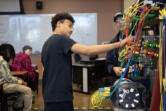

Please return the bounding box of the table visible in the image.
[11,71,28,82]
[72,58,107,93]
[73,63,95,93]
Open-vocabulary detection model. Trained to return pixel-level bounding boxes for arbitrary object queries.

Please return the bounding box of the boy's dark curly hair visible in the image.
[51,12,75,31]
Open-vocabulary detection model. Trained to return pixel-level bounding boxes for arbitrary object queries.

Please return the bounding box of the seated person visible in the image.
[0,43,32,111]
[2,43,16,64]
[11,45,38,91]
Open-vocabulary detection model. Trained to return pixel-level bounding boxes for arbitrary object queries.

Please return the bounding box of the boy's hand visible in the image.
[22,80,27,86]
[113,67,123,76]
[120,36,134,47]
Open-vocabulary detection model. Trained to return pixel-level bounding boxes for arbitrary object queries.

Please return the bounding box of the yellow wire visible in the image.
[124,0,144,19]
[122,1,145,35]
[90,88,111,108]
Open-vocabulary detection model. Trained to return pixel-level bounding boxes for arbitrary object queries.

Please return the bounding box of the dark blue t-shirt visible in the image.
[41,34,76,102]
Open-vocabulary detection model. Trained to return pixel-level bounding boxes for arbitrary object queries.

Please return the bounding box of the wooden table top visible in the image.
[11,71,28,75]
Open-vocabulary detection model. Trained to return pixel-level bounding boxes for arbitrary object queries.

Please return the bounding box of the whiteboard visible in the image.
[0,13,97,54]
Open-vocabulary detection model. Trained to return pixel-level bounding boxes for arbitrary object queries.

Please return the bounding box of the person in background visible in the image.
[3,43,16,62]
[106,12,124,79]
[11,45,38,92]
[0,43,16,70]
[41,12,133,111]
[0,43,32,111]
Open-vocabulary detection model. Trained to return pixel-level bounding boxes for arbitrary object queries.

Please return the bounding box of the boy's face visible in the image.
[58,19,73,37]
[25,49,32,56]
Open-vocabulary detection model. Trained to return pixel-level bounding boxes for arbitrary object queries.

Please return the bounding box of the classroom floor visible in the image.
[32,81,113,111]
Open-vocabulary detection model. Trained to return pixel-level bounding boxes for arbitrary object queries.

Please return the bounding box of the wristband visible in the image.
[119,41,121,48]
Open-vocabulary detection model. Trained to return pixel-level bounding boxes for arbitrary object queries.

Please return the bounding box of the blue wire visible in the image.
[109,31,137,97]
[109,5,146,98]
[109,22,142,97]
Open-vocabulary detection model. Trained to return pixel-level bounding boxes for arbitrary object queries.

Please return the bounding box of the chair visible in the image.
[35,72,39,94]
[4,92,23,111]
[0,83,23,111]
[74,53,82,63]
[28,72,39,94]
[0,82,4,111]
[32,64,39,94]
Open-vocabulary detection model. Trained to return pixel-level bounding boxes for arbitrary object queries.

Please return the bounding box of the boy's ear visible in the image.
[56,21,61,27]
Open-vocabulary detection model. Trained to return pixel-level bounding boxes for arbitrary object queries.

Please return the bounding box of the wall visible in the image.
[22,0,122,79]
[123,0,136,13]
